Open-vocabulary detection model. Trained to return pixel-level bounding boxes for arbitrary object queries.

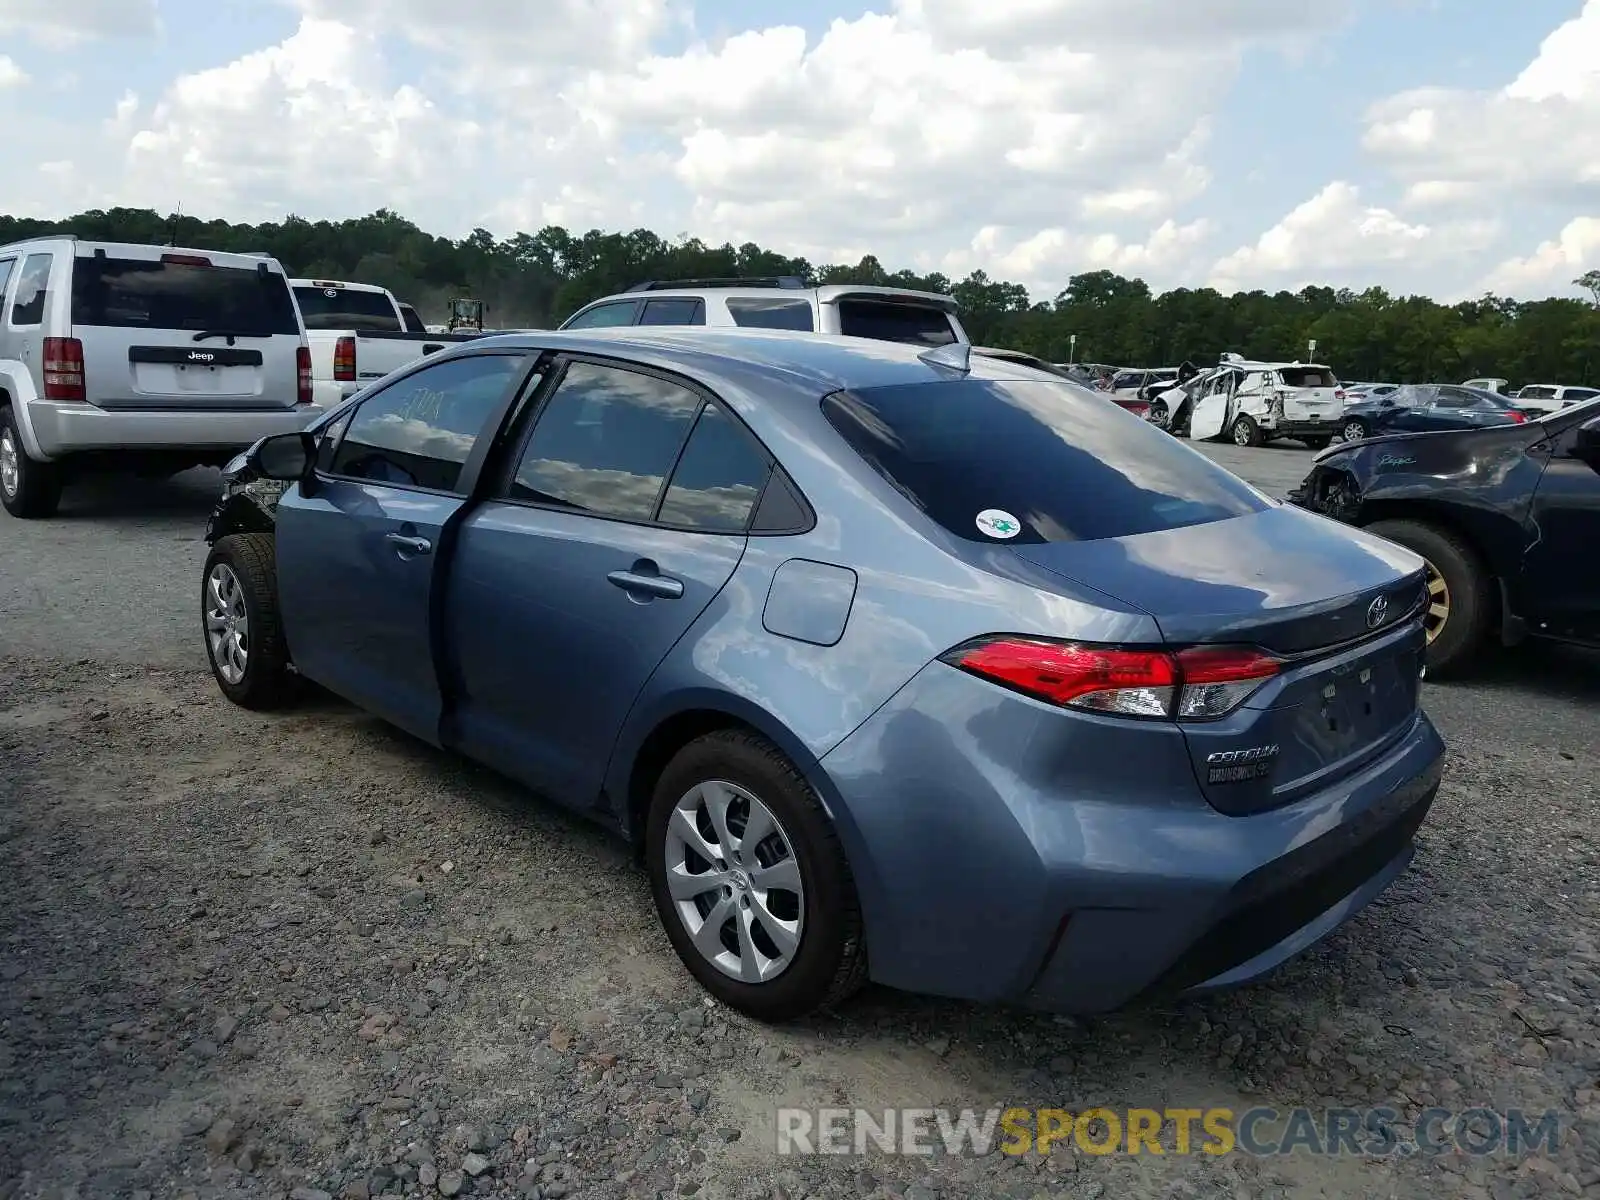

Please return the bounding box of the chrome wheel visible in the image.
[663,779,805,984]
[1232,418,1254,446]
[0,427,17,498]
[1342,420,1366,442]
[1423,559,1450,645]
[205,563,249,684]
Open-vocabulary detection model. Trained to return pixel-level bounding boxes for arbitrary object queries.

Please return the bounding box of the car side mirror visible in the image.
[252,431,314,480]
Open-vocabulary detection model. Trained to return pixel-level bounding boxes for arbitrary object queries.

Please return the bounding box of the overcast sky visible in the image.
[2,0,1597,302]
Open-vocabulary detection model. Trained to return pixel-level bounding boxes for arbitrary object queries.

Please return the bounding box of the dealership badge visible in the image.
[975,509,1021,539]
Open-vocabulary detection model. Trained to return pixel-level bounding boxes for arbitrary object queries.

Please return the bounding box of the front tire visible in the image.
[646,730,867,1021]
[1364,519,1491,677]
[0,406,63,519]
[202,533,295,709]
[1230,413,1263,447]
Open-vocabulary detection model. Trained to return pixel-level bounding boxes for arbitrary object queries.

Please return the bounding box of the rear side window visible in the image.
[10,254,53,326]
[836,300,955,346]
[657,403,771,531]
[1567,388,1599,401]
[821,379,1270,543]
[0,259,15,308]
[564,301,639,329]
[328,353,523,493]
[638,298,705,326]
[1280,368,1337,388]
[508,361,700,520]
[727,297,814,331]
[294,285,401,333]
[71,256,300,335]
[1521,386,1554,399]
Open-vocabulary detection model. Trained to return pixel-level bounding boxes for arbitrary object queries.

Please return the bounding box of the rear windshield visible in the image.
[836,300,955,346]
[293,285,401,332]
[822,379,1270,543]
[1280,367,1337,388]
[71,256,300,335]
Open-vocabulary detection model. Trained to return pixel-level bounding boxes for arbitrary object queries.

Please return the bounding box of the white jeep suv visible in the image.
[558,277,970,346]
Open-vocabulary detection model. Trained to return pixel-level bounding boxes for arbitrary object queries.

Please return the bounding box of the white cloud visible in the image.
[1210,182,1499,292]
[0,56,28,88]
[1363,0,1600,205]
[0,0,158,43]
[118,18,484,223]
[1476,217,1600,299]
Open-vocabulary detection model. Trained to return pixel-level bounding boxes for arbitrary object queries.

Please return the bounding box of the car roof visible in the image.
[583,283,959,312]
[456,327,1057,394]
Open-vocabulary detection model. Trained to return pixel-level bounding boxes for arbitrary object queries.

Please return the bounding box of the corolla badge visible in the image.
[1206,744,1280,785]
[1366,595,1389,629]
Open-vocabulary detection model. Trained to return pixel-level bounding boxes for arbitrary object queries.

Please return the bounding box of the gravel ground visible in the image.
[2,450,1599,1200]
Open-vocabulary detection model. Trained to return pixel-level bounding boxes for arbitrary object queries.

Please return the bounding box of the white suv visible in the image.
[1512,384,1600,415]
[558,277,970,346]
[0,237,314,518]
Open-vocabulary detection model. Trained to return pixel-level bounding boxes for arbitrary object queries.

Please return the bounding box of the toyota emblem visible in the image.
[1366,595,1389,629]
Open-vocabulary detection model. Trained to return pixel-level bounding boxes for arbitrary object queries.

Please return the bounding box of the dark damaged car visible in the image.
[1290,397,1600,676]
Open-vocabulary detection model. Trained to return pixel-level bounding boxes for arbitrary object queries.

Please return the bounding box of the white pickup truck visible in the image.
[291,279,481,408]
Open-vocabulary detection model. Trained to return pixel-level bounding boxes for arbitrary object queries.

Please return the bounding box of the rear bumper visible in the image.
[22,399,326,460]
[818,662,1446,1014]
[1266,418,1339,438]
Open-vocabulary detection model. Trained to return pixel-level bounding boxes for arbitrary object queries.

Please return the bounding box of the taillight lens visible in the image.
[1506,410,1526,423]
[42,337,86,402]
[296,345,313,405]
[333,336,356,382]
[942,637,1281,721]
[1334,389,1345,401]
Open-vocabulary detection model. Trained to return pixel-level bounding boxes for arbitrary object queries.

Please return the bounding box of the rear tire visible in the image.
[0,405,63,519]
[202,533,296,709]
[1364,519,1491,678]
[1230,413,1263,447]
[646,730,867,1022]
[1342,419,1369,442]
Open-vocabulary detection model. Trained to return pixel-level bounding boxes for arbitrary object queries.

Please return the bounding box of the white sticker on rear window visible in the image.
[975,509,1021,539]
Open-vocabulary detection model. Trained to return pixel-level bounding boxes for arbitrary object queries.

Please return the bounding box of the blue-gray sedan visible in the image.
[202,329,1446,1021]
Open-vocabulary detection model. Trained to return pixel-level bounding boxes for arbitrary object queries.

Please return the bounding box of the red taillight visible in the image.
[42,337,86,402]
[1125,403,1150,419]
[297,345,313,405]
[942,637,1281,721]
[1506,410,1526,423]
[161,253,212,267]
[333,335,356,382]
[1334,389,1345,401]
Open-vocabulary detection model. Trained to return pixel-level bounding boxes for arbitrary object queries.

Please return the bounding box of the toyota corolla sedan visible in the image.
[201,329,1446,1021]
[1339,383,1530,442]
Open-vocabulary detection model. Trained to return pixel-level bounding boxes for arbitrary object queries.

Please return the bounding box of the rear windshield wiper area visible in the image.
[192,330,263,343]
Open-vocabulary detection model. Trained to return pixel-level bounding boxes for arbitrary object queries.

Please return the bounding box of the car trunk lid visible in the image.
[1011,505,1429,814]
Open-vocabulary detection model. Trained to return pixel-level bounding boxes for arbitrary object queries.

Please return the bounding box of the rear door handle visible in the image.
[607,569,684,600]
[385,532,432,556]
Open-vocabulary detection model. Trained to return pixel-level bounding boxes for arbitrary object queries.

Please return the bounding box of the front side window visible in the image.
[822,378,1270,544]
[564,301,639,329]
[507,361,701,521]
[71,255,300,335]
[727,297,815,331]
[328,354,524,493]
[9,254,53,326]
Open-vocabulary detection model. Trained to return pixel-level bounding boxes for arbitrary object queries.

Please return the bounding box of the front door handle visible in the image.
[607,568,684,600]
[385,532,432,556]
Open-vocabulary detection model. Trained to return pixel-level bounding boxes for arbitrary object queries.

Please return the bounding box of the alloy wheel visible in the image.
[1342,420,1366,442]
[205,563,250,684]
[1232,419,1254,446]
[0,427,17,498]
[1422,559,1450,645]
[662,779,805,984]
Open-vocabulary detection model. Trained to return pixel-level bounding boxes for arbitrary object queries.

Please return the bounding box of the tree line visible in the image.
[4,206,1597,386]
